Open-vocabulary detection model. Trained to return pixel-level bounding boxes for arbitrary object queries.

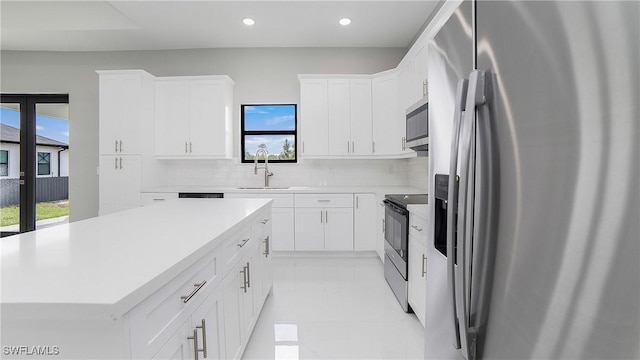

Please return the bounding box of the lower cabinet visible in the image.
[294,207,353,251]
[99,155,141,215]
[354,193,377,251]
[407,211,428,327]
[222,213,273,360]
[408,238,427,327]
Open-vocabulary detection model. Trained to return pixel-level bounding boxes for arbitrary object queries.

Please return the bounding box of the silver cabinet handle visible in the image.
[119,140,123,152]
[237,238,250,248]
[261,218,270,224]
[185,142,188,153]
[320,210,323,223]
[190,142,193,153]
[196,319,207,358]
[246,262,251,289]
[372,141,375,153]
[115,140,118,152]
[382,219,385,234]
[347,141,350,153]
[352,141,355,154]
[180,281,207,303]
[114,157,118,169]
[411,225,423,232]
[119,157,123,169]
[302,141,305,153]
[152,198,165,201]
[422,254,427,277]
[325,210,328,223]
[187,329,199,360]
[318,199,331,203]
[356,196,359,209]
[240,266,247,293]
[263,236,270,257]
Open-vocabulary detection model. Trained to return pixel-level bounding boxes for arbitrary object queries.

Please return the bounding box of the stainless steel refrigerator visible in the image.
[425,1,639,359]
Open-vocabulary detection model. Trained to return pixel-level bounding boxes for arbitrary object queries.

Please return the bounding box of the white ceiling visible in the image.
[0,1,441,51]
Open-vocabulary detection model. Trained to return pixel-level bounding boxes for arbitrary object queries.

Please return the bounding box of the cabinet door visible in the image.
[155,80,190,156]
[372,73,402,155]
[98,76,121,155]
[223,264,243,360]
[324,208,354,251]
[354,194,377,251]
[98,156,120,215]
[272,208,295,251]
[120,74,142,154]
[349,79,373,156]
[300,79,328,156]
[294,208,325,250]
[117,156,142,211]
[327,79,351,156]
[259,233,274,299]
[151,319,195,360]
[189,81,226,156]
[192,289,225,360]
[408,238,427,327]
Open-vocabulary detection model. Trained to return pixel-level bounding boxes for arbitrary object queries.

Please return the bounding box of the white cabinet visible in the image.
[225,193,295,251]
[294,194,354,251]
[155,76,233,158]
[221,209,273,360]
[151,319,195,360]
[191,289,225,360]
[300,76,372,158]
[407,212,428,327]
[372,71,405,156]
[354,193,377,251]
[98,70,153,155]
[299,79,328,156]
[141,192,179,206]
[99,155,141,215]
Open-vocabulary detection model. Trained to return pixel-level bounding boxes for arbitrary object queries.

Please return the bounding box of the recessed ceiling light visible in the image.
[339,18,352,26]
[243,18,255,26]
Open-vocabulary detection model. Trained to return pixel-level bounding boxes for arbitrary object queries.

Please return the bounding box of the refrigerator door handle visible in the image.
[457,70,487,360]
[447,78,468,351]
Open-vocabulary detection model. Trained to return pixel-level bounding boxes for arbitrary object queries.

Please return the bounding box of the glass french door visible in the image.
[0,94,69,237]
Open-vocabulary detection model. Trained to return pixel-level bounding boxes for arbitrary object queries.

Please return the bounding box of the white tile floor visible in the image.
[242,256,425,360]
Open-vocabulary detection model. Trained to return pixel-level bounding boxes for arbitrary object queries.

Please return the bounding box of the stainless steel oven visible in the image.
[383,194,428,312]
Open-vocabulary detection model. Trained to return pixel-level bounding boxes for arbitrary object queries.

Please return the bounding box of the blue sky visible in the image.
[243,105,295,131]
[0,108,69,144]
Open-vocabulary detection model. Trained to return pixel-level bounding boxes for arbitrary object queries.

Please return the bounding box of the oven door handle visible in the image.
[383,200,408,215]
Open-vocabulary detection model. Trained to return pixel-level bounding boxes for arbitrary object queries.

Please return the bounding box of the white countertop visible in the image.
[0,198,271,320]
[142,185,426,196]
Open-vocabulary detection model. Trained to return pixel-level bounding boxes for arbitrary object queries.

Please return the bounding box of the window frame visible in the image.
[37,151,51,176]
[0,150,8,176]
[240,104,298,164]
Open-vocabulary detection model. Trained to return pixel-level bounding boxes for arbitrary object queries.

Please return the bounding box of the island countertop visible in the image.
[0,198,271,320]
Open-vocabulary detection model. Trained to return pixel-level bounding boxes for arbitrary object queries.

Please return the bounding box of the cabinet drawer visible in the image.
[294,193,353,208]
[252,208,272,239]
[409,213,428,248]
[221,228,252,276]
[129,247,221,358]
[225,193,293,208]
[141,192,179,206]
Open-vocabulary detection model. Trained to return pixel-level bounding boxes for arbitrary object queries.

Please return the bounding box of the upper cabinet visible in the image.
[371,70,412,157]
[154,76,234,159]
[299,75,373,159]
[98,70,154,155]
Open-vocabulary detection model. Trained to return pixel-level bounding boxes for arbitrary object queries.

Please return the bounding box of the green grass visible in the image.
[0,201,69,227]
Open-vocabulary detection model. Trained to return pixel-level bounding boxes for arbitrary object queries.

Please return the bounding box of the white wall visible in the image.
[0,143,20,178]
[1,48,408,220]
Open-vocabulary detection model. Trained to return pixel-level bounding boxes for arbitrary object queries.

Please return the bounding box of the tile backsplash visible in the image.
[164,157,428,190]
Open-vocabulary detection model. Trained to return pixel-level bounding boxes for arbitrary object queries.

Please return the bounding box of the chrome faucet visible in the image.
[254,146,273,188]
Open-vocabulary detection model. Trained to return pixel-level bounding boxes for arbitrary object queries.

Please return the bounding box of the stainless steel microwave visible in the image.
[405,97,429,153]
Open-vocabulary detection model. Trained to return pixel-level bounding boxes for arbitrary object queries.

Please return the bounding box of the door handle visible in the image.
[422,254,427,277]
[447,78,468,351]
[119,140,123,152]
[181,281,207,303]
[196,319,207,359]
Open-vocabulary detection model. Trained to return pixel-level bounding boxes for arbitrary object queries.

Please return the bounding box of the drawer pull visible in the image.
[237,238,250,248]
[411,225,423,232]
[180,281,207,303]
[422,254,427,277]
[240,266,248,293]
[152,198,165,201]
[261,218,270,224]
[263,236,270,257]
[317,199,331,202]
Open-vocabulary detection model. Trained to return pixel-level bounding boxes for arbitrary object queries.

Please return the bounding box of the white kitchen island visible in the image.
[1,198,273,360]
